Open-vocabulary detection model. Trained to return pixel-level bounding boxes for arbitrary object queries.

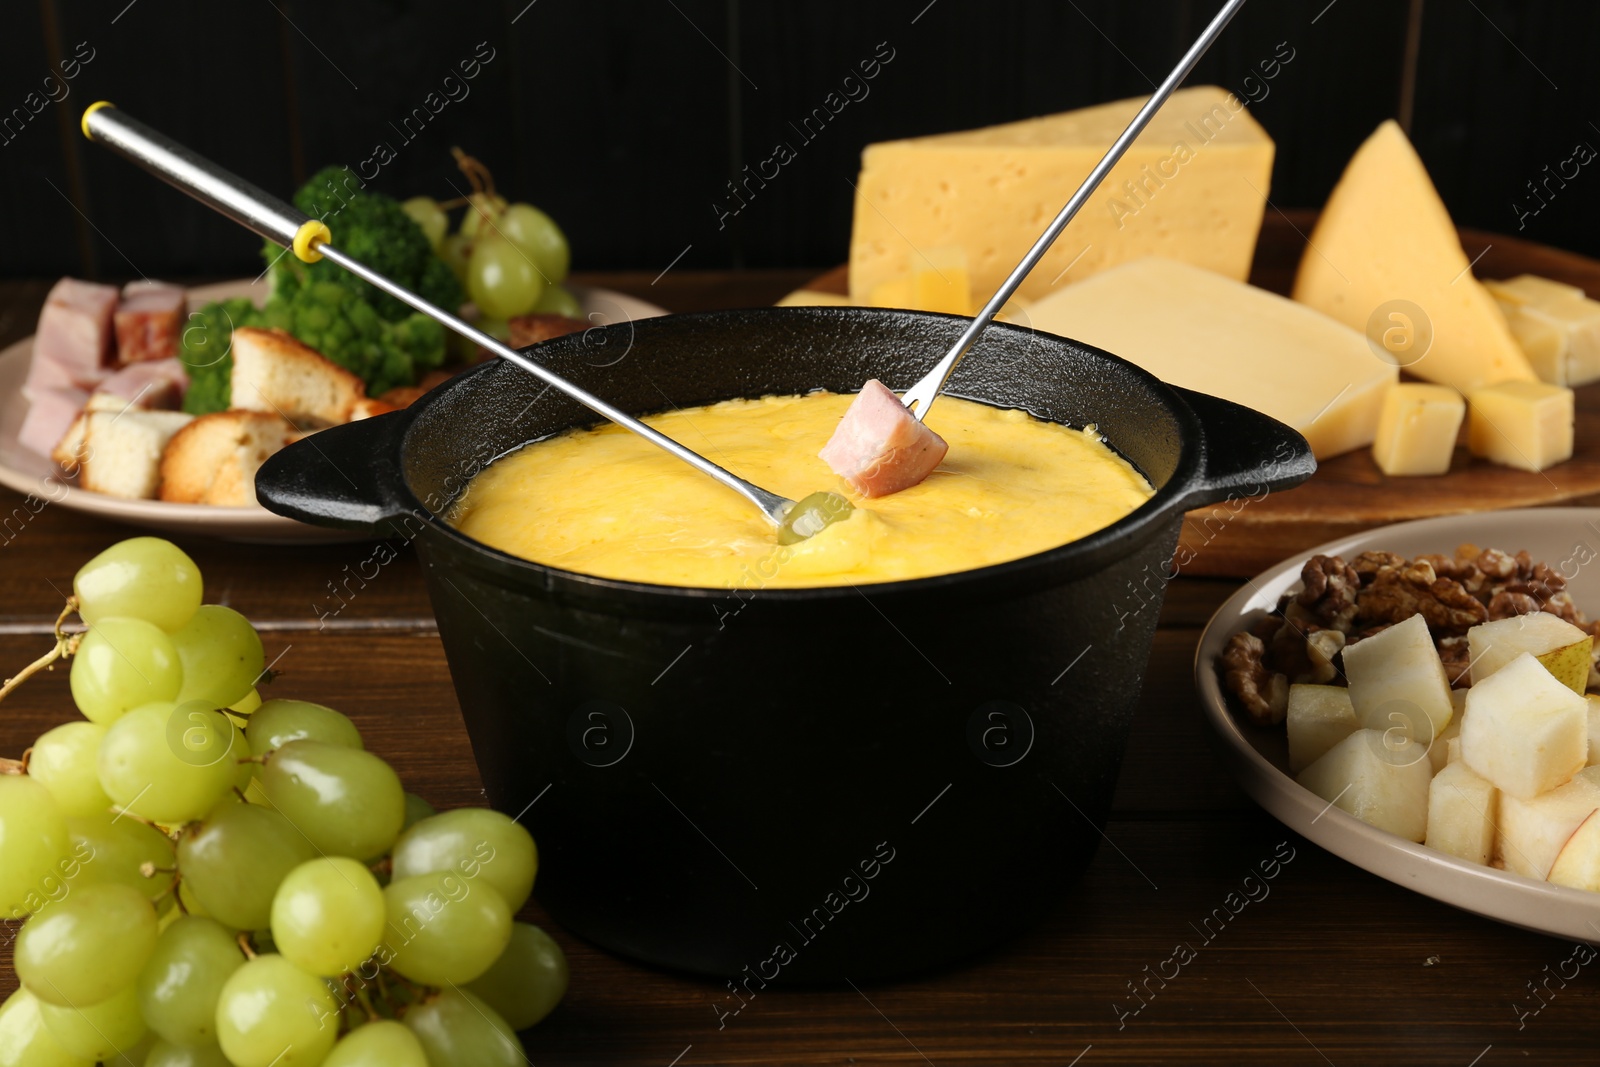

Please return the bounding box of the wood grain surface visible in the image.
[1,273,1596,1065]
[805,212,1600,578]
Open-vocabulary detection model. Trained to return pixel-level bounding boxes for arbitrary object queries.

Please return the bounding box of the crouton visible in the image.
[229,327,366,429]
[159,410,298,507]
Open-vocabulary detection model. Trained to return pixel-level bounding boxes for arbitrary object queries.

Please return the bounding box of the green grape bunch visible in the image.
[0,536,567,1067]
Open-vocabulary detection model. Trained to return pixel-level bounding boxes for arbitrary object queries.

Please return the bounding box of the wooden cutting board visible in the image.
[803,211,1600,577]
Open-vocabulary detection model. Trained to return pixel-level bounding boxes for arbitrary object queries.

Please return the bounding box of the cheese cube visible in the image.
[848,86,1273,306]
[1292,122,1535,393]
[1025,258,1396,459]
[1371,383,1464,476]
[1466,380,1574,472]
[1487,275,1600,387]
[1485,275,1585,308]
[911,247,973,316]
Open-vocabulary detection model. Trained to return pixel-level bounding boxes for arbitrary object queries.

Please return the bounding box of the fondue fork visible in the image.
[900,0,1248,420]
[823,0,1247,498]
[79,104,843,542]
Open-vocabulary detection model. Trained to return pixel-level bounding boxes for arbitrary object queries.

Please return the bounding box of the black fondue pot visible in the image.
[257,307,1314,982]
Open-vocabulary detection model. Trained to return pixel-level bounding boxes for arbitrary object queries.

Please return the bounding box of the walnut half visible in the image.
[1222,631,1290,726]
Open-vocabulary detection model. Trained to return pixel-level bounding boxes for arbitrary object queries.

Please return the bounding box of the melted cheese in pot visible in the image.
[450,392,1154,588]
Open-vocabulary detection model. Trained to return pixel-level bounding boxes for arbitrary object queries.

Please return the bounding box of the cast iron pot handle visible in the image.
[1171,386,1317,511]
[255,410,414,536]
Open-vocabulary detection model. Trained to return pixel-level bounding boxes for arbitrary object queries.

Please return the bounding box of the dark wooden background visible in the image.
[3,0,1598,283]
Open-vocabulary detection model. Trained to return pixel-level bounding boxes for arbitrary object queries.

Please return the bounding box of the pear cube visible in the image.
[1498,766,1600,878]
[1429,715,1463,775]
[1296,728,1432,842]
[1342,613,1454,743]
[1286,684,1360,773]
[1587,694,1600,766]
[1467,612,1589,689]
[1462,652,1587,799]
[1425,761,1497,866]
[1548,808,1600,891]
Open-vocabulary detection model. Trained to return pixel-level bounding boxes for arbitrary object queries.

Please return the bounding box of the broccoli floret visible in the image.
[179,297,260,414]
[242,165,462,398]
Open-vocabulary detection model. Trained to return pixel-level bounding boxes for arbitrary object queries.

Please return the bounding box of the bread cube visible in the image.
[1425,761,1497,866]
[1498,766,1600,879]
[1342,613,1454,744]
[1371,383,1464,476]
[1466,381,1574,472]
[1286,684,1359,773]
[1462,652,1587,799]
[1296,729,1432,842]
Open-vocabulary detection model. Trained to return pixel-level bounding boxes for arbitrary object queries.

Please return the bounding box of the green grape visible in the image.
[383,870,511,985]
[261,741,405,859]
[177,801,317,931]
[215,955,339,1067]
[171,605,265,707]
[143,1040,233,1067]
[533,282,583,318]
[70,618,183,725]
[15,882,158,1006]
[467,235,544,318]
[68,811,177,913]
[403,989,523,1067]
[99,1031,156,1067]
[0,774,70,919]
[175,878,211,920]
[392,807,538,911]
[29,722,113,818]
[477,315,511,343]
[499,203,570,284]
[246,699,363,757]
[271,857,385,977]
[97,702,238,825]
[74,537,202,633]
[459,192,508,239]
[401,196,448,251]
[232,724,256,791]
[323,1019,428,1067]
[137,916,245,1046]
[402,792,435,832]
[0,988,91,1067]
[467,922,568,1029]
[440,233,474,283]
[229,687,263,717]
[38,982,146,1060]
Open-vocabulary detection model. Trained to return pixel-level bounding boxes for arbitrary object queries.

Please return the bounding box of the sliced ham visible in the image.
[18,386,88,459]
[115,281,186,364]
[819,379,950,498]
[94,358,190,410]
[33,278,119,388]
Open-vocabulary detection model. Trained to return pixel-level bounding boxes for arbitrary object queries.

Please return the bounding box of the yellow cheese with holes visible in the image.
[1467,381,1574,471]
[1486,275,1600,387]
[1292,121,1535,393]
[1371,383,1464,476]
[1026,257,1396,459]
[847,86,1274,306]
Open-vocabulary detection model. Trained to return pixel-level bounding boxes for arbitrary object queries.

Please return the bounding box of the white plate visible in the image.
[0,280,667,543]
[1195,507,1600,941]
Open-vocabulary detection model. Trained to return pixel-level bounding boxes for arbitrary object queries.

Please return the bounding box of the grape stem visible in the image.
[0,751,25,775]
[237,932,258,961]
[449,146,497,202]
[0,597,82,706]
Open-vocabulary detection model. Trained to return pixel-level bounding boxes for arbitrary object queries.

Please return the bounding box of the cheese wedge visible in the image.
[1026,257,1396,459]
[848,86,1274,307]
[1292,121,1535,393]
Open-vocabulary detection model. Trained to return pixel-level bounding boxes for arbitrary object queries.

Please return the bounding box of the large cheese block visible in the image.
[1026,257,1396,459]
[847,86,1274,306]
[1292,121,1535,393]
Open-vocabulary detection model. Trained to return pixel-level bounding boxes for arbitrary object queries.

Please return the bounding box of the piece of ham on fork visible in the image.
[818,379,949,498]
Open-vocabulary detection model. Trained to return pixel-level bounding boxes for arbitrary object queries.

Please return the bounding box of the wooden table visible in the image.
[1,273,1594,1066]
